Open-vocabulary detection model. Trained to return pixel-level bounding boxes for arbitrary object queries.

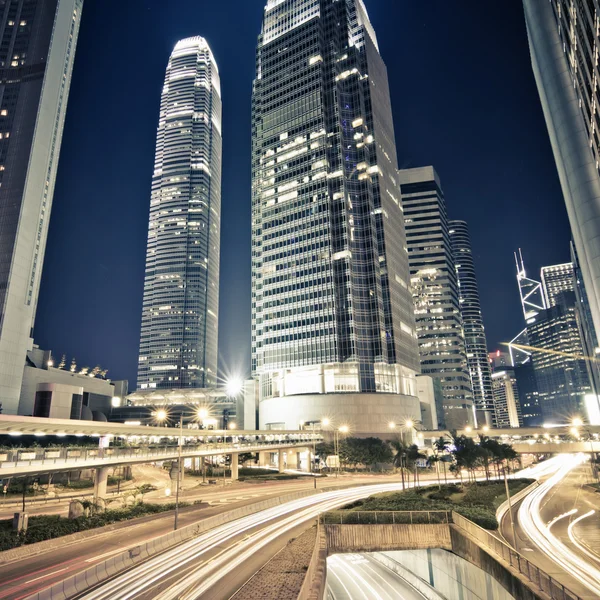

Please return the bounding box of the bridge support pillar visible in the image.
[286,450,298,470]
[258,451,269,468]
[230,453,238,481]
[278,449,285,473]
[94,466,109,499]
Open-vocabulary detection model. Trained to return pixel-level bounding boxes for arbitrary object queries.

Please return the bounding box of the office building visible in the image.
[251,0,422,434]
[491,370,522,429]
[571,243,600,422]
[449,220,494,424]
[0,0,83,413]
[21,345,127,420]
[527,291,592,423]
[401,167,474,429]
[523,0,600,343]
[541,262,574,308]
[138,37,222,391]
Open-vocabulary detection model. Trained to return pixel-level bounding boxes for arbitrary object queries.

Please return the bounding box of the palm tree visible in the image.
[407,444,426,487]
[433,436,451,485]
[389,438,409,490]
[426,454,442,490]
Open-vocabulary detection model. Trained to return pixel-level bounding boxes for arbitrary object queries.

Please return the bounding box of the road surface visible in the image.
[327,553,428,600]
[500,454,600,600]
[0,473,399,600]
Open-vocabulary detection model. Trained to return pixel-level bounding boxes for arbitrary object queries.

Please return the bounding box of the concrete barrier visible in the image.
[298,525,327,600]
[496,480,539,529]
[27,489,318,600]
[325,523,452,553]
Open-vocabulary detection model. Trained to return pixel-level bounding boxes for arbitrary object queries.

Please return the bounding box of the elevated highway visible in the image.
[0,416,321,496]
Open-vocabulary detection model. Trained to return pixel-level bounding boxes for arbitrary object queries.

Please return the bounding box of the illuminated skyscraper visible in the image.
[251,0,422,434]
[0,0,83,414]
[523,0,600,345]
[401,167,474,430]
[449,220,494,424]
[541,262,574,308]
[137,37,222,391]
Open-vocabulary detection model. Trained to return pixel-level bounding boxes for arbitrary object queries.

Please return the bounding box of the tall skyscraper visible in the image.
[523,1,600,346]
[449,220,494,424]
[491,371,523,429]
[251,0,422,434]
[137,37,222,391]
[401,167,474,429]
[541,262,574,308]
[527,291,592,422]
[0,0,83,414]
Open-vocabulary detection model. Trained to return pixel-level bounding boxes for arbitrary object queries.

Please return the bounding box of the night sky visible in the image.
[34,1,571,387]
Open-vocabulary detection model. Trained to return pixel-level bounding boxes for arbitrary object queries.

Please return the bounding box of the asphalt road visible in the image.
[0,473,398,600]
[500,458,600,600]
[327,553,427,600]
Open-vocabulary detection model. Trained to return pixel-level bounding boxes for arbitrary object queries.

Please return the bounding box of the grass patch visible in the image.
[336,479,534,530]
[0,502,190,552]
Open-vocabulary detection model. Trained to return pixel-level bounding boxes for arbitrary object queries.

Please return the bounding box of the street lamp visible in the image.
[571,418,597,481]
[225,377,244,397]
[229,422,237,430]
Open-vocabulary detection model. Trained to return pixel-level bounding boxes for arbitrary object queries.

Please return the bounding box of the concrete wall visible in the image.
[450,527,547,600]
[259,392,421,436]
[325,524,452,553]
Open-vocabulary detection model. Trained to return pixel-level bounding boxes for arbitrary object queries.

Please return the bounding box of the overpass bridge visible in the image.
[0,416,322,496]
[421,425,600,454]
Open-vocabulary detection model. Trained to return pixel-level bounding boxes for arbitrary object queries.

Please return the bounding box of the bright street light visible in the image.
[197,407,209,420]
[339,425,349,434]
[405,420,414,429]
[229,422,237,430]
[154,409,168,423]
[483,425,490,432]
[572,417,584,428]
[321,417,330,427]
[225,377,244,397]
[388,421,396,429]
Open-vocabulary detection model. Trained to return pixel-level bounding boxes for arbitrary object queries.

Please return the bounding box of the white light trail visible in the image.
[518,454,600,596]
[567,510,599,565]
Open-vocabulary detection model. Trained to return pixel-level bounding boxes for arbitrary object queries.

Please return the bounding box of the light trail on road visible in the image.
[78,482,416,600]
[518,453,600,596]
[567,510,599,565]
[327,554,428,600]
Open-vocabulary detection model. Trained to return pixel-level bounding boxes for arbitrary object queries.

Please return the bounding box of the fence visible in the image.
[452,511,582,600]
[320,510,452,525]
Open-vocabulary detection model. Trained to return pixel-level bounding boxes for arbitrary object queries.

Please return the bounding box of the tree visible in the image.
[433,436,451,485]
[451,433,481,483]
[389,438,409,489]
[407,444,426,486]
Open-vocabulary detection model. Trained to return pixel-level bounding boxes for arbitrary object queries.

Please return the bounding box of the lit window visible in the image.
[1,110,7,116]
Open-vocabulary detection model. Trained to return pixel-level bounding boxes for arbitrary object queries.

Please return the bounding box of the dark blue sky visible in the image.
[34,1,571,387]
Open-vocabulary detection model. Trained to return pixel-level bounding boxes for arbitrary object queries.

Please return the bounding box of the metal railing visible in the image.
[452,511,582,600]
[320,510,452,525]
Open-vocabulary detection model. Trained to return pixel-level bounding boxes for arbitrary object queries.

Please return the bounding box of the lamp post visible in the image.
[153,409,183,531]
[572,418,597,481]
[338,425,349,476]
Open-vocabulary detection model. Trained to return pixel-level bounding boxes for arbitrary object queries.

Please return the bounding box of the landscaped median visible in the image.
[0,501,195,551]
[325,478,535,530]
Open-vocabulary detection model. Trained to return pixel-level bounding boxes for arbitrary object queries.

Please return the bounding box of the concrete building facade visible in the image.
[448,220,494,425]
[251,0,421,434]
[523,0,600,346]
[0,0,83,413]
[401,167,474,430]
[138,37,222,391]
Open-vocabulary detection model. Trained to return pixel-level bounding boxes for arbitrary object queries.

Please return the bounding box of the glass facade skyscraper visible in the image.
[523,0,600,348]
[251,0,421,433]
[0,0,83,414]
[138,37,222,391]
[541,262,574,308]
[401,167,475,430]
[449,220,494,424]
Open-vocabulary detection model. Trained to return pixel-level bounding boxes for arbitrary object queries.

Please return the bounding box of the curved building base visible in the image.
[259,393,421,436]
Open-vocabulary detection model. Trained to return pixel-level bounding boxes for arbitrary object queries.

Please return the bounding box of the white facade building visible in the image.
[138,37,222,391]
[0,0,83,414]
